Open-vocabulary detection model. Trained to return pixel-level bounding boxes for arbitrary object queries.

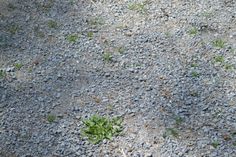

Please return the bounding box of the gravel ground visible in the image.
[0,0,236,156]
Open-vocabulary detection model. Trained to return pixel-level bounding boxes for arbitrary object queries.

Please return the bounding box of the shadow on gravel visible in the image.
[0,0,97,156]
[154,36,236,155]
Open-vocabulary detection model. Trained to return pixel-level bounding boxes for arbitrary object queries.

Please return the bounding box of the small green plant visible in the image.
[163,128,179,138]
[47,114,56,123]
[103,52,112,62]
[14,63,23,70]
[47,20,58,29]
[188,27,198,36]
[214,56,224,63]
[212,39,225,48]
[200,41,206,46]
[191,63,198,68]
[0,70,6,79]
[87,32,94,39]
[164,31,171,37]
[69,0,75,5]
[117,46,125,54]
[66,34,79,43]
[229,47,235,53]
[128,2,148,13]
[8,25,19,35]
[81,115,123,144]
[211,141,220,148]
[224,63,233,70]
[191,71,200,78]
[174,116,183,126]
[88,17,105,26]
[107,104,113,110]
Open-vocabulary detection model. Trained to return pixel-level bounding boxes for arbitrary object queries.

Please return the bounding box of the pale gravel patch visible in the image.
[0,0,236,156]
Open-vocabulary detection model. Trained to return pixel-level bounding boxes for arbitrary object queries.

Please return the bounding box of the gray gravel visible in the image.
[0,0,236,156]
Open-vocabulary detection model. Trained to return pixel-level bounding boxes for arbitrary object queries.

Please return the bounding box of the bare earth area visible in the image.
[0,0,236,156]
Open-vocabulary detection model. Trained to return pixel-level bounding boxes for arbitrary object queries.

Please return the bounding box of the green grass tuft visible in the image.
[211,141,220,148]
[117,46,125,54]
[47,114,56,123]
[81,115,123,144]
[47,20,58,29]
[214,56,224,63]
[224,63,233,70]
[212,39,225,48]
[191,63,198,68]
[103,52,112,62]
[87,32,94,39]
[128,1,148,13]
[14,63,23,70]
[191,71,200,78]
[66,34,79,43]
[163,128,179,138]
[174,116,183,126]
[88,17,105,26]
[188,27,198,36]
[0,70,6,79]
